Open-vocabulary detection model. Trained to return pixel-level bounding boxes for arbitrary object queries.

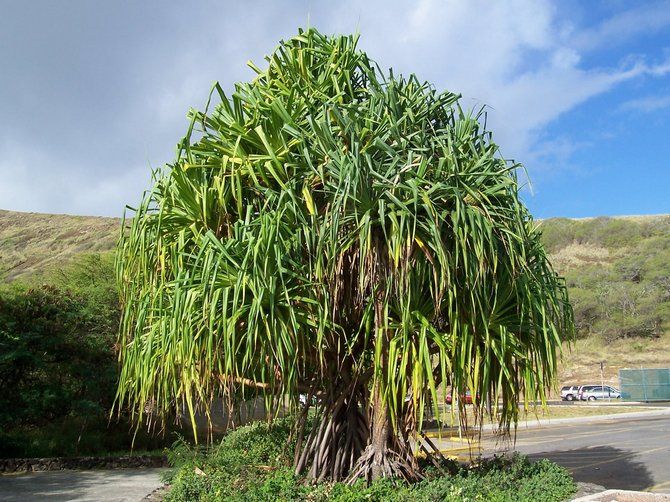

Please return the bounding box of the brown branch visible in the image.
[216,374,318,394]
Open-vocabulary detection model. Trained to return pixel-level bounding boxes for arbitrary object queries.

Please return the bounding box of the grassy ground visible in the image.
[0,209,119,281]
[516,404,658,421]
[431,403,661,429]
[557,334,670,390]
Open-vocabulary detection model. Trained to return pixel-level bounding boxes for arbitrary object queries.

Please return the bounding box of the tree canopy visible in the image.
[116,28,573,482]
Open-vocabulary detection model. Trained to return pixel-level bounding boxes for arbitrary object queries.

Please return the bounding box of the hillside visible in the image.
[539,215,670,387]
[0,209,120,281]
[1,209,668,388]
[542,214,670,339]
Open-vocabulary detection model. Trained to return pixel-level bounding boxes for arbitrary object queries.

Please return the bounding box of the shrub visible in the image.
[539,218,577,253]
[0,283,121,456]
[164,421,575,502]
[0,253,171,457]
[165,419,298,501]
[0,285,117,429]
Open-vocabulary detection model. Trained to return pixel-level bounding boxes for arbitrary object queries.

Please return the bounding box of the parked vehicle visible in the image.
[577,384,595,400]
[560,385,580,401]
[446,389,479,405]
[579,385,621,401]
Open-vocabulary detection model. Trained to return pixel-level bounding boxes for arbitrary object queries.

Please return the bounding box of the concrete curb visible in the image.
[482,407,670,432]
[0,455,168,473]
[572,489,670,500]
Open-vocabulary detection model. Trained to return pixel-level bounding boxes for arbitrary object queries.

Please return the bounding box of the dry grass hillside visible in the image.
[1,209,668,389]
[539,214,670,389]
[0,209,120,282]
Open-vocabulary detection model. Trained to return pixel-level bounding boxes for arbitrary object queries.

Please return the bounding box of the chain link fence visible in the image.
[619,368,670,401]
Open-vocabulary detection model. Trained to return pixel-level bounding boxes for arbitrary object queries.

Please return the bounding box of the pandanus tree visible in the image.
[115,29,573,482]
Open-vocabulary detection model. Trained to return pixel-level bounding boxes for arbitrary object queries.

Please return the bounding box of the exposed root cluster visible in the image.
[345,440,418,484]
[294,396,368,482]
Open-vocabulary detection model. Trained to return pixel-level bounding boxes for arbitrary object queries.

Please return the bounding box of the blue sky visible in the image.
[1,0,669,218]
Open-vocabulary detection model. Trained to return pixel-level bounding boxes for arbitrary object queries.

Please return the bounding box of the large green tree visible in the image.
[116,29,573,482]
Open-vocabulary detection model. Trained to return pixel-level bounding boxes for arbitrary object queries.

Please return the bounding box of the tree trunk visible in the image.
[371,280,389,480]
[294,377,369,482]
[344,275,419,484]
[295,240,419,484]
[369,380,391,481]
[344,380,419,484]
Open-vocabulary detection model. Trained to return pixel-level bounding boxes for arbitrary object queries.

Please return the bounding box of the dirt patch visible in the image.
[551,242,612,268]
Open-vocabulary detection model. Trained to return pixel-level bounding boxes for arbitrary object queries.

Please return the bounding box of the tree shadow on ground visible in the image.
[527,445,654,491]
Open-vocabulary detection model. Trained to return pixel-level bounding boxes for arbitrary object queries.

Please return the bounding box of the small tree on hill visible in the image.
[115,29,573,482]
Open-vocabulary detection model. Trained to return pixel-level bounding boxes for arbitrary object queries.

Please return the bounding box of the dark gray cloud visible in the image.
[1,1,668,216]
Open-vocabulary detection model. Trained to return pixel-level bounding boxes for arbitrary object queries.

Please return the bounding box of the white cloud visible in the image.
[489,58,670,160]
[1,0,670,215]
[571,1,670,51]
[0,138,151,216]
[319,0,670,166]
[620,94,670,112]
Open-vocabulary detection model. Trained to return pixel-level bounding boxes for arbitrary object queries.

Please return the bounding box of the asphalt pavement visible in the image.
[0,468,166,501]
[435,411,670,494]
[513,414,670,494]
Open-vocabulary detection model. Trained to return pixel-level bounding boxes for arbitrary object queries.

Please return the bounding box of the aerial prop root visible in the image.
[294,392,369,482]
[345,432,421,485]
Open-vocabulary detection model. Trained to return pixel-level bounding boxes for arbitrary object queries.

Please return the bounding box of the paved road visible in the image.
[0,468,166,501]
[446,414,670,494]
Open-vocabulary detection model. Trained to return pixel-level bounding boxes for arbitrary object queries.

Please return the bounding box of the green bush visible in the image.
[0,253,172,457]
[540,216,670,253]
[0,282,120,456]
[0,285,117,428]
[164,421,576,502]
[165,419,298,501]
[41,253,120,337]
[539,218,577,253]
